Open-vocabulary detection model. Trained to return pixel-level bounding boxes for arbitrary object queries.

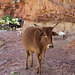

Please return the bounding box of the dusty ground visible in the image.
[0,30,75,75]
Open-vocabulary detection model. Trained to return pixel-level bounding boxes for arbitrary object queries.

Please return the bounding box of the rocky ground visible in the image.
[0,30,75,75]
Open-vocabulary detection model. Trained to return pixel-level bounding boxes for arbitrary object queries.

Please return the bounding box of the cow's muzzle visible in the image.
[47,44,54,48]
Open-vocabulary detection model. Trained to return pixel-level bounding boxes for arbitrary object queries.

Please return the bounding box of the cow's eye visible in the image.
[44,34,47,38]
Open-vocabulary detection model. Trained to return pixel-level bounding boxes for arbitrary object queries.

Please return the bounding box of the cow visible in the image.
[1,23,20,30]
[22,22,59,75]
[1,21,24,30]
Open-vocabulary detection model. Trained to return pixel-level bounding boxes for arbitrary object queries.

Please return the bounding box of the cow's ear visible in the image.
[52,31,58,36]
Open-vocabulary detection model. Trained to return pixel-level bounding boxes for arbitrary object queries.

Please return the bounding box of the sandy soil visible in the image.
[0,30,75,75]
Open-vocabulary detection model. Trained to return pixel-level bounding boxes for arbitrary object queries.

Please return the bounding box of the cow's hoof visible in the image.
[25,67,29,70]
[36,71,39,74]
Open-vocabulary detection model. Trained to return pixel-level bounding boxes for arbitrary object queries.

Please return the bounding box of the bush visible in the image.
[0,15,13,25]
[0,15,20,30]
[1,15,13,22]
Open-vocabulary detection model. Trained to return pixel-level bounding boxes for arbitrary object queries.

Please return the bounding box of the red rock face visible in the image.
[0,0,75,22]
[0,0,14,17]
[0,9,4,17]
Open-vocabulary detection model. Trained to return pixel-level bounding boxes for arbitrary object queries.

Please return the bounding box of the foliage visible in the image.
[10,71,18,75]
[11,18,20,25]
[0,15,20,25]
[0,19,5,25]
[0,15,13,25]
[0,15,21,30]
[1,15,13,22]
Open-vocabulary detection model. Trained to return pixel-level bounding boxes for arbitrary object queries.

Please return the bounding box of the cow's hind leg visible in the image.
[36,54,41,75]
[30,52,33,67]
[25,50,29,70]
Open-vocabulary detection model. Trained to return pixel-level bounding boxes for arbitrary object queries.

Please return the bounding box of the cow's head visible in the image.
[34,22,58,58]
[34,22,58,49]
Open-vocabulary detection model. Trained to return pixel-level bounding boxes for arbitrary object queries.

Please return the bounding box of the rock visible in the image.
[0,0,75,23]
[59,31,66,36]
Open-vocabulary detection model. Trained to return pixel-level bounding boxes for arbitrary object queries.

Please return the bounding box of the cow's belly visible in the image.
[22,38,35,53]
[24,44,36,53]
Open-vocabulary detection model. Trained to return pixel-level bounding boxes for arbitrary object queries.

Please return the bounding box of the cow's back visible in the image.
[22,27,37,52]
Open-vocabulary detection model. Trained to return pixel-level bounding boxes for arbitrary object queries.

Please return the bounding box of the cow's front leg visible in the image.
[36,54,41,75]
[30,52,33,67]
[25,50,29,69]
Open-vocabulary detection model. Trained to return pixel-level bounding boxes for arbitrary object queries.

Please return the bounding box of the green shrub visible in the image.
[0,15,20,30]
[10,71,18,75]
[1,15,13,22]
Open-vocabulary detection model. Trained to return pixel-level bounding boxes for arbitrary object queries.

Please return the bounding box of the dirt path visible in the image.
[0,30,75,75]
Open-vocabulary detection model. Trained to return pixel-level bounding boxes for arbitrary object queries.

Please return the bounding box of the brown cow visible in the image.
[22,22,59,75]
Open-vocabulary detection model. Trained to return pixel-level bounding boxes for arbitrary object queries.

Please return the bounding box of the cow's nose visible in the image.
[49,45,54,48]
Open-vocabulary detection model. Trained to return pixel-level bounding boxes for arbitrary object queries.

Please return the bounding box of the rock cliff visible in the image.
[0,0,75,23]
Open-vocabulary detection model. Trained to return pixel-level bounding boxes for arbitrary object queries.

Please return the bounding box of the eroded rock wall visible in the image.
[0,0,75,32]
[0,0,75,23]
[14,0,75,23]
[0,0,14,17]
